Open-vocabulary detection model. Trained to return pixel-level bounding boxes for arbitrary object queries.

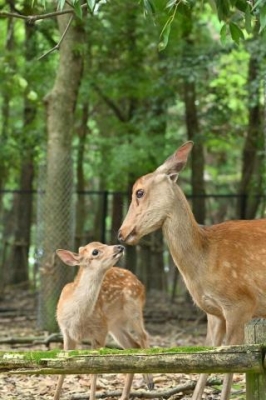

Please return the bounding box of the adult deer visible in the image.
[118,141,266,400]
[54,241,153,400]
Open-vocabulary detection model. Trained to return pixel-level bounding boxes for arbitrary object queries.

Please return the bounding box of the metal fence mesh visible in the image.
[1,176,266,331]
[36,153,75,331]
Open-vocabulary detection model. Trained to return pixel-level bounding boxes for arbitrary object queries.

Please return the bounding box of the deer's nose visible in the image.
[118,230,124,243]
[117,244,125,252]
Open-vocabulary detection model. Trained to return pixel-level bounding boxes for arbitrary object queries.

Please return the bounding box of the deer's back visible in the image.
[98,267,146,321]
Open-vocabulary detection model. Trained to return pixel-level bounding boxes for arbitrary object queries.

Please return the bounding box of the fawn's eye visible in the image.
[92,249,99,256]
[136,189,144,199]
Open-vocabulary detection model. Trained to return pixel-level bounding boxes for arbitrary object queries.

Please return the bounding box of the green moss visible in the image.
[96,346,212,355]
[1,344,261,364]
[0,346,214,364]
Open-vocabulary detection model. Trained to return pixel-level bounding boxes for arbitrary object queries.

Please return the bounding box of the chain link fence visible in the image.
[0,180,266,331]
[36,153,76,331]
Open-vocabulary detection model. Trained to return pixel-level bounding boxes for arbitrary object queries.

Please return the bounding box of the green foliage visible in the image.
[150,0,266,46]
[86,0,96,13]
[1,0,265,196]
[258,1,266,32]
[229,22,245,44]
[0,7,58,188]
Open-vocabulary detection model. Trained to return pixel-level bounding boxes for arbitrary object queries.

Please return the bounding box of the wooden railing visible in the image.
[0,320,266,400]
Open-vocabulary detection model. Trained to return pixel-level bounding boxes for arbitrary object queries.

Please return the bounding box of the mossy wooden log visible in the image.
[0,345,265,375]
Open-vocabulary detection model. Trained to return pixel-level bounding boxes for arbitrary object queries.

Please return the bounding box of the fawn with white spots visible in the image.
[118,141,266,400]
[54,242,153,400]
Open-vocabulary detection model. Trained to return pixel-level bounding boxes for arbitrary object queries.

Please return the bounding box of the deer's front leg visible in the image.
[192,314,226,400]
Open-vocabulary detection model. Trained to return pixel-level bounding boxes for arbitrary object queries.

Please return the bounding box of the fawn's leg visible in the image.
[192,314,226,400]
[120,374,135,400]
[90,335,107,400]
[54,334,76,400]
[90,374,97,400]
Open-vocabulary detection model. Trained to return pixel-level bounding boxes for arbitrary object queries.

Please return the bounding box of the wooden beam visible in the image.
[245,320,266,400]
[0,345,264,375]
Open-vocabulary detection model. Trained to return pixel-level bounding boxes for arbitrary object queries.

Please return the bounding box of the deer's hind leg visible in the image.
[124,313,154,390]
[220,303,255,400]
[110,322,153,397]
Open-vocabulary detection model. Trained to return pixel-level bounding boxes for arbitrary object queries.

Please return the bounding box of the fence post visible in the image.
[245,319,266,400]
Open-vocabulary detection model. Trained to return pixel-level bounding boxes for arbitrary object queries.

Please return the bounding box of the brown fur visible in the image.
[118,141,266,400]
[54,242,152,400]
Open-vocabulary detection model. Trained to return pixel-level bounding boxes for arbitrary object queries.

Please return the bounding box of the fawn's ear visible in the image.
[155,141,194,182]
[56,249,81,266]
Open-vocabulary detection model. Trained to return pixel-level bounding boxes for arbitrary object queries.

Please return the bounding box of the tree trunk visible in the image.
[38,9,85,331]
[111,192,124,244]
[93,188,108,243]
[237,34,263,219]
[9,162,34,284]
[8,19,37,285]
[183,80,206,224]
[0,15,15,292]
[181,10,205,225]
[0,13,15,191]
[123,182,137,274]
[138,231,165,291]
[75,102,89,250]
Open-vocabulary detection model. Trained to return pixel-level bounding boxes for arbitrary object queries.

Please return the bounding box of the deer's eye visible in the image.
[136,189,144,199]
[92,249,99,256]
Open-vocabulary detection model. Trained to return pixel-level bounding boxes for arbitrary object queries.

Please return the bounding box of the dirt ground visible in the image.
[0,287,245,400]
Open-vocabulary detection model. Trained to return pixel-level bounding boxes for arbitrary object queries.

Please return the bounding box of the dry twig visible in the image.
[71,378,222,399]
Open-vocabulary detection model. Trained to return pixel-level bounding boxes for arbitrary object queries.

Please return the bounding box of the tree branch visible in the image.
[0,9,71,22]
[71,378,222,399]
[0,4,88,23]
[0,3,89,60]
[38,14,74,60]
[92,83,128,122]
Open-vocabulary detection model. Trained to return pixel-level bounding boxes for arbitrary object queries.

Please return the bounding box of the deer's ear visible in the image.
[168,172,179,182]
[56,249,81,266]
[156,141,193,177]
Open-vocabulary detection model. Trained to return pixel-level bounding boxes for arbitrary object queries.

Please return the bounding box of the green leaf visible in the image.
[73,1,83,19]
[229,22,244,44]
[220,23,227,45]
[87,0,96,12]
[235,0,249,13]
[215,0,231,21]
[166,0,177,9]
[245,5,252,33]
[158,23,171,51]
[259,4,266,32]
[252,0,265,10]
[32,0,46,8]
[57,0,65,11]
[143,0,156,16]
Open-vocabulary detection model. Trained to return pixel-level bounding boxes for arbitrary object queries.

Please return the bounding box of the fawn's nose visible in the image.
[117,244,125,252]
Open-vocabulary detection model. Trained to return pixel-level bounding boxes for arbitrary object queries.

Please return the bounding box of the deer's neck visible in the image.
[162,185,207,281]
[72,267,106,315]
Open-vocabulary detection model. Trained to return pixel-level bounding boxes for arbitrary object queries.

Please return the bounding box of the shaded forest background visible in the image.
[0,0,266,331]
